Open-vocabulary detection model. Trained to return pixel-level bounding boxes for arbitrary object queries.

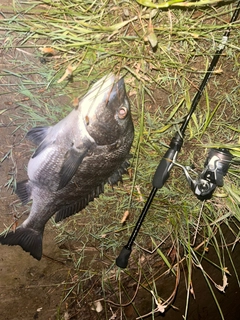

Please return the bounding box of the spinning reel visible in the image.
[116,2,240,269]
[174,148,233,201]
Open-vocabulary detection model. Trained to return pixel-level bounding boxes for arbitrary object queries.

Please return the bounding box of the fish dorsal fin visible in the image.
[15,180,31,205]
[107,158,130,185]
[26,126,51,146]
[55,199,87,223]
[57,146,89,190]
[55,183,105,222]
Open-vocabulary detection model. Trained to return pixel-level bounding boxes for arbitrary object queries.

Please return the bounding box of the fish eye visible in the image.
[118,106,128,119]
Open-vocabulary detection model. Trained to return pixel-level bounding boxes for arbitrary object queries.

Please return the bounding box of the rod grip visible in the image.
[116,246,132,268]
[153,133,183,189]
[152,148,176,188]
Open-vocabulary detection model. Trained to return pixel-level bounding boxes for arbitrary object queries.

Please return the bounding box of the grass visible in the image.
[1,0,240,319]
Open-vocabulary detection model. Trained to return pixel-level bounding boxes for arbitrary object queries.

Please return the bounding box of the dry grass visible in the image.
[0,0,240,319]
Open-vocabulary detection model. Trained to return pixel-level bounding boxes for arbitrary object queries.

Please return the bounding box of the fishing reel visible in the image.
[116,1,240,268]
[174,148,233,201]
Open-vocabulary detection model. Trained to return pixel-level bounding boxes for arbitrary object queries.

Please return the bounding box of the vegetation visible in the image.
[1,0,240,319]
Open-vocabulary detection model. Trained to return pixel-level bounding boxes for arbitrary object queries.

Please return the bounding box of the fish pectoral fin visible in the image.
[15,180,31,205]
[0,227,43,260]
[57,146,88,190]
[26,126,51,146]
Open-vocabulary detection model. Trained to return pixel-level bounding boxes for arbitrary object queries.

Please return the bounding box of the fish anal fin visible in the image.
[26,126,51,146]
[16,180,31,205]
[58,147,88,190]
[0,227,43,260]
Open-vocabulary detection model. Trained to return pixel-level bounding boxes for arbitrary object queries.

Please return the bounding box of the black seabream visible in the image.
[0,74,134,260]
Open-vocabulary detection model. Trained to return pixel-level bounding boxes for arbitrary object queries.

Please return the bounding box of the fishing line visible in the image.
[116,1,240,269]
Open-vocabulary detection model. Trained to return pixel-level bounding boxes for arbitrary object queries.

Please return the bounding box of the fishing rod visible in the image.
[116,1,240,269]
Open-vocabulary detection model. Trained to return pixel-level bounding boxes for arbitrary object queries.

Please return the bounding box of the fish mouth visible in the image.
[106,76,125,105]
[79,73,129,145]
[81,73,123,118]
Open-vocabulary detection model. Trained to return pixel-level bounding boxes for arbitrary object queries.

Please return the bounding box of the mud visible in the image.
[0,44,71,319]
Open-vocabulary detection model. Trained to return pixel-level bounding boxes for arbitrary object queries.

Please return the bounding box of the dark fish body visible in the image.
[0,74,134,260]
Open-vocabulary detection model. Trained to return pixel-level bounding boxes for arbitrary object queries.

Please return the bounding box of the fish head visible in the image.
[80,74,133,145]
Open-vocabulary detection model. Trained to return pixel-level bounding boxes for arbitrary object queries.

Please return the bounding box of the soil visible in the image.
[0,48,70,320]
[1,2,240,320]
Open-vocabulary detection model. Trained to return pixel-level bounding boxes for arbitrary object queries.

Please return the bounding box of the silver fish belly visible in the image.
[0,74,134,260]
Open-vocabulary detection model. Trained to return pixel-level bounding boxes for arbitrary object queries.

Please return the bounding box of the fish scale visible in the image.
[0,73,134,260]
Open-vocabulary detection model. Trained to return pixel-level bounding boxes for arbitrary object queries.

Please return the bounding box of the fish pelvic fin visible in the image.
[27,126,54,159]
[0,227,43,260]
[26,126,51,146]
[15,180,31,205]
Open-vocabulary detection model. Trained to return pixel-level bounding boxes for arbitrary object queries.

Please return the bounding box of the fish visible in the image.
[0,73,134,260]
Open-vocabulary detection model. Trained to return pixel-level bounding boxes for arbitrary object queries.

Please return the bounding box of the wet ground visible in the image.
[0,45,71,319]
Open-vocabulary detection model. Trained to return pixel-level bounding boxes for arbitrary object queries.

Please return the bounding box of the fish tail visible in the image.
[0,227,43,260]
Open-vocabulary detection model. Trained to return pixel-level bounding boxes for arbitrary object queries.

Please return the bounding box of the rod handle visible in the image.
[116,246,131,268]
[153,133,183,189]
